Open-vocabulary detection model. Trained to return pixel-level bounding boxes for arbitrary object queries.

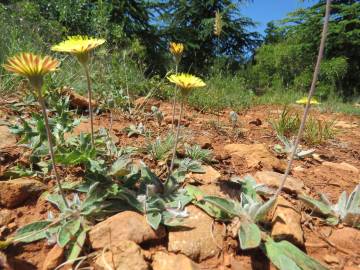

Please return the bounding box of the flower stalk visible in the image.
[83,64,95,146]
[3,53,69,208]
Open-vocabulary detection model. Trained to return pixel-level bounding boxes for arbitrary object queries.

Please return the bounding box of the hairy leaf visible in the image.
[57,220,81,247]
[238,222,261,250]
[14,220,52,243]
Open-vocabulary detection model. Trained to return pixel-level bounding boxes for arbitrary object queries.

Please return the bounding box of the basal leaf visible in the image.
[203,196,241,216]
[14,220,52,243]
[238,222,261,250]
[254,197,276,222]
[57,220,81,247]
[67,228,87,261]
[263,239,328,270]
[298,195,333,215]
[146,212,162,230]
[108,157,131,177]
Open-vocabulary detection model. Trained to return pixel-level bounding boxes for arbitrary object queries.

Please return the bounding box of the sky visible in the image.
[241,0,316,36]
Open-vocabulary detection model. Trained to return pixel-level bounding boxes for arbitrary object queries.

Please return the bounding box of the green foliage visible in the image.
[185,144,212,163]
[299,184,360,228]
[269,107,300,138]
[303,117,335,145]
[144,133,176,161]
[251,1,360,99]
[263,238,328,270]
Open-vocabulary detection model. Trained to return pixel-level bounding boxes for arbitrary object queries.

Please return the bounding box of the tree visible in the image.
[158,0,261,73]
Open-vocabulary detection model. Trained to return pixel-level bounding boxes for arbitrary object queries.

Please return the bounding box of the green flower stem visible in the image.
[171,62,179,130]
[36,88,69,208]
[83,64,95,147]
[168,97,184,177]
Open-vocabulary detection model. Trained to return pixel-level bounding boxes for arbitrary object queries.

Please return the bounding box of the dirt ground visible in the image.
[0,96,359,270]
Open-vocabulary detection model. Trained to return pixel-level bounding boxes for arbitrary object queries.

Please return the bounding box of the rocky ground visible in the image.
[0,94,359,270]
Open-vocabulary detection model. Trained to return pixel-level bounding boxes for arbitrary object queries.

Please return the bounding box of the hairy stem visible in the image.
[37,89,69,208]
[84,64,95,147]
[274,0,332,199]
[123,51,132,115]
[171,63,179,129]
[169,98,184,177]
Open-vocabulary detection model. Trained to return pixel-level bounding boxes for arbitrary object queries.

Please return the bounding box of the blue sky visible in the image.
[241,0,316,35]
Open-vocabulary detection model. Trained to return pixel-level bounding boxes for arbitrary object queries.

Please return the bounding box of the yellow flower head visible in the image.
[3,53,59,89]
[167,73,206,96]
[51,36,105,64]
[169,42,184,59]
[214,10,222,36]
[296,97,320,105]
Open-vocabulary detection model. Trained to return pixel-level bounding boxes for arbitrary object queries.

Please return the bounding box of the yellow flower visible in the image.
[169,42,184,59]
[296,97,320,105]
[214,10,222,36]
[167,73,206,96]
[3,53,59,89]
[51,36,105,64]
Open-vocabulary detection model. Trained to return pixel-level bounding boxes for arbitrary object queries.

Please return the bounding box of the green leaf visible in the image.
[254,197,276,222]
[146,212,162,230]
[347,184,360,211]
[14,220,52,243]
[46,194,68,212]
[67,229,87,261]
[238,222,261,250]
[108,157,131,177]
[57,220,81,247]
[263,239,328,270]
[298,195,333,215]
[202,196,241,216]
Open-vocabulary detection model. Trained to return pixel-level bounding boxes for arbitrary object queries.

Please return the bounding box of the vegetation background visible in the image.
[0,0,359,114]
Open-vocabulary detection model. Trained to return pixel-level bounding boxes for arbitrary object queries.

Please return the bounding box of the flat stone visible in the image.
[0,210,12,227]
[62,87,97,110]
[0,126,17,149]
[271,197,304,246]
[323,254,339,264]
[224,144,286,172]
[134,97,160,112]
[0,178,47,208]
[152,252,200,270]
[89,211,166,250]
[322,162,359,174]
[168,205,223,262]
[94,240,148,270]
[254,171,304,194]
[328,227,360,251]
[42,245,64,270]
[189,166,221,184]
[334,120,357,129]
[0,251,11,270]
[193,135,212,149]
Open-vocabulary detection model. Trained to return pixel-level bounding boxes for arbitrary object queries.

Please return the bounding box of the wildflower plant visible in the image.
[167,73,206,176]
[3,53,68,207]
[296,97,320,106]
[52,36,105,147]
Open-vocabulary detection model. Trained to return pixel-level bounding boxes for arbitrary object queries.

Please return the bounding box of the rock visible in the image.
[322,162,359,174]
[293,166,305,172]
[224,144,286,172]
[189,166,221,184]
[89,211,166,250]
[323,254,339,264]
[0,178,47,208]
[0,210,12,226]
[134,97,160,112]
[168,205,223,262]
[334,120,357,129]
[0,126,17,149]
[193,135,212,149]
[94,240,148,270]
[42,245,64,270]
[0,251,12,270]
[328,227,360,251]
[152,252,200,270]
[254,171,304,194]
[271,197,304,246]
[62,87,97,110]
